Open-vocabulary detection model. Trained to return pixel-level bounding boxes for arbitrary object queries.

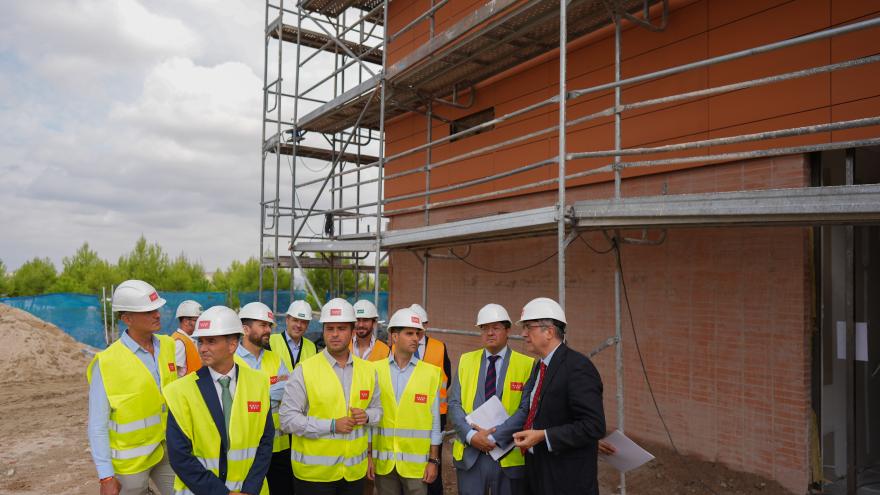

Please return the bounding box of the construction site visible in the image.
[1,0,879,494]
[255,0,880,494]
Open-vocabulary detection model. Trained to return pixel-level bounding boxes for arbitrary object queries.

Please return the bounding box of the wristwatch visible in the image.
[428,457,441,465]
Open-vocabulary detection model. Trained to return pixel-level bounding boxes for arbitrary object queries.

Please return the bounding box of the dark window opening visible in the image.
[449,107,495,142]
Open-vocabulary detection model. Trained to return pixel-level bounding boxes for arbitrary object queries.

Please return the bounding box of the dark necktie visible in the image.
[484,355,500,399]
[523,362,547,431]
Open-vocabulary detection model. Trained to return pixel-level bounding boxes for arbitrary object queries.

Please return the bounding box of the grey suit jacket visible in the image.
[448,347,531,478]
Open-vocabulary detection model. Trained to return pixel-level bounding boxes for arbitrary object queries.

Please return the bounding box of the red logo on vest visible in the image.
[414,393,428,403]
[198,320,211,329]
[359,390,369,400]
[411,316,420,324]
[510,382,524,391]
[269,375,279,385]
[149,292,159,302]
[247,401,261,413]
[331,308,342,316]
[167,362,176,372]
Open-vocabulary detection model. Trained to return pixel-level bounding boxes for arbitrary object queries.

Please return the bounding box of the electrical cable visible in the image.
[451,246,557,273]
[580,233,616,254]
[614,239,720,495]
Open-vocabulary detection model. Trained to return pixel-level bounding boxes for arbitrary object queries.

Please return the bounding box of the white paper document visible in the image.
[599,430,655,473]
[465,396,514,461]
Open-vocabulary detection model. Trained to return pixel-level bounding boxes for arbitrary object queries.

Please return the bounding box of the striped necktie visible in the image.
[485,355,500,399]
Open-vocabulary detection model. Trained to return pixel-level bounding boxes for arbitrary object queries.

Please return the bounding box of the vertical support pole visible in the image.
[845,149,856,495]
[102,286,109,346]
[423,102,433,309]
[373,0,389,305]
[291,4,304,305]
[259,0,271,300]
[557,0,568,308]
[613,13,626,495]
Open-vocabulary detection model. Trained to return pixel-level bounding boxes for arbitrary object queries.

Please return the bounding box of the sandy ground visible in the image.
[0,304,786,494]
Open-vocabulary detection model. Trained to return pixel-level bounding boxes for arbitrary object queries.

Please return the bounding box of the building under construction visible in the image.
[259,1,880,493]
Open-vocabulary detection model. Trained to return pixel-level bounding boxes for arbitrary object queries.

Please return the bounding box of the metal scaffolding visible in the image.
[261,1,880,492]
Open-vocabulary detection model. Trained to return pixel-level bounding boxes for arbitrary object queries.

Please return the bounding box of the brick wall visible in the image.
[387,155,814,493]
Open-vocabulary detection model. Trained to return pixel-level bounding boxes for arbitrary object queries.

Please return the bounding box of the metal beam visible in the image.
[571,185,880,228]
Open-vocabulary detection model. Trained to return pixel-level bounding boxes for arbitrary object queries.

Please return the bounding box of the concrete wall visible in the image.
[387,155,814,493]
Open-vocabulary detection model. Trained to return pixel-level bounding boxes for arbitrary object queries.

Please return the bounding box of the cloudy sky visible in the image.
[0,0,379,272]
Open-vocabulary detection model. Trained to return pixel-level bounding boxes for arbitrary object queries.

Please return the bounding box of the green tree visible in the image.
[164,254,210,291]
[0,259,11,296]
[49,243,119,294]
[117,236,169,285]
[211,257,291,308]
[11,257,58,296]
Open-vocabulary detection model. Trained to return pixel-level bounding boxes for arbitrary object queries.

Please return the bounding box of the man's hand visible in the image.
[367,455,375,481]
[468,424,497,453]
[99,477,120,495]
[335,416,357,434]
[350,407,368,426]
[598,439,616,456]
[512,429,545,450]
[423,462,438,484]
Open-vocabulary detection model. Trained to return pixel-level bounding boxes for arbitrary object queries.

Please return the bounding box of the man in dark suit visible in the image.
[512,297,606,495]
[164,306,275,495]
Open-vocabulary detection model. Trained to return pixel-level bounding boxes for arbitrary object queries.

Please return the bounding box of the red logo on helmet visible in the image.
[414,393,427,404]
[149,292,159,302]
[167,362,176,372]
[198,320,211,329]
[359,390,369,400]
[411,316,420,324]
[510,382,524,391]
[330,308,342,316]
[247,401,261,413]
[268,311,274,320]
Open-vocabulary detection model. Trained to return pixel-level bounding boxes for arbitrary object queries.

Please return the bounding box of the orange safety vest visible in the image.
[172,331,202,374]
[350,338,390,362]
[422,337,448,414]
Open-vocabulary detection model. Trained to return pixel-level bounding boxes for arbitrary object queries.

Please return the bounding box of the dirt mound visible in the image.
[0,303,91,382]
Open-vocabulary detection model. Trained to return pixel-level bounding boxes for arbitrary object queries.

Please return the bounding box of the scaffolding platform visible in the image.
[269,24,383,64]
[292,185,880,252]
[571,184,880,228]
[268,142,378,165]
[300,0,384,19]
[296,0,653,133]
[264,255,387,272]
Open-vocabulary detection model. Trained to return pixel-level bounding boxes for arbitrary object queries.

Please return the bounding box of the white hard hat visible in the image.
[517,297,567,325]
[475,303,511,327]
[112,280,166,312]
[319,298,356,323]
[409,303,428,324]
[353,300,379,319]
[387,308,425,331]
[285,300,313,321]
[175,300,203,319]
[239,301,275,326]
[193,306,244,338]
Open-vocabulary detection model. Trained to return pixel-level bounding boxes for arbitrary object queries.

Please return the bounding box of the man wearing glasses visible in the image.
[448,304,534,495]
[172,300,203,376]
[512,298,606,495]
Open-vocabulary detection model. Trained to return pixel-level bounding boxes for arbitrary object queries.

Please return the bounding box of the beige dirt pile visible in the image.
[0,303,92,382]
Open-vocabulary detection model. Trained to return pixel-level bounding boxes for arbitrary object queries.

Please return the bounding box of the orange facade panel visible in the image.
[383,0,880,217]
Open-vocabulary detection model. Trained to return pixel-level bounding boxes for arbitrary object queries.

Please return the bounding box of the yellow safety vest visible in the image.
[290,353,375,482]
[452,349,535,468]
[233,349,290,453]
[373,359,441,478]
[163,365,270,495]
[269,333,317,371]
[86,335,178,475]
